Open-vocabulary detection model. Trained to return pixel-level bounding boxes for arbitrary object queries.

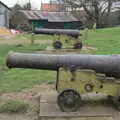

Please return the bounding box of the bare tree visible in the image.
[59,0,117,27]
[10,3,31,28]
[23,2,31,10]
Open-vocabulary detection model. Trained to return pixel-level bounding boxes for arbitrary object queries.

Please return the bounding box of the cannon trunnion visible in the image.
[6,52,120,112]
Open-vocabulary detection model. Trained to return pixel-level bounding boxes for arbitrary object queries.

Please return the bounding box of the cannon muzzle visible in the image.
[34,28,80,38]
[7,52,120,78]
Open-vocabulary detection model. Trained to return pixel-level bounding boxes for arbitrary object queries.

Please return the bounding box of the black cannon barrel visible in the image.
[34,28,80,38]
[7,52,120,78]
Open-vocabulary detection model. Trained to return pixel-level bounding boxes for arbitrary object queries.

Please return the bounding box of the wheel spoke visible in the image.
[57,89,82,112]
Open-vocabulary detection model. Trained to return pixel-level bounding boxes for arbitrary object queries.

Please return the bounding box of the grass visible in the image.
[0,27,120,93]
[0,44,56,93]
[85,27,120,54]
[0,100,29,113]
[0,69,56,93]
[15,33,53,41]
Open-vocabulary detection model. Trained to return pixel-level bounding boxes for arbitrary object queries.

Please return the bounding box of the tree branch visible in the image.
[82,3,96,19]
[99,0,108,12]
[101,0,113,16]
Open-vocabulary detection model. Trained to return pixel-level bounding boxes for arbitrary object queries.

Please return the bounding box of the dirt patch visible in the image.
[0,84,55,120]
[0,84,119,120]
[36,45,97,54]
[0,35,52,45]
[1,84,55,101]
[83,45,98,52]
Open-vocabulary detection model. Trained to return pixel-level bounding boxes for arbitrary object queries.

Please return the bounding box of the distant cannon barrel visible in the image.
[34,28,80,38]
[6,52,120,78]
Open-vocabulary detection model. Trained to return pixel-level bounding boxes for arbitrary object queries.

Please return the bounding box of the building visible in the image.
[41,3,76,12]
[40,0,78,12]
[11,10,83,30]
[41,3,59,12]
[41,0,60,12]
[0,1,11,27]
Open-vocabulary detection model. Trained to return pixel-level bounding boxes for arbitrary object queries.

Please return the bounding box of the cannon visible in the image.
[34,28,82,49]
[6,52,120,112]
[34,28,80,38]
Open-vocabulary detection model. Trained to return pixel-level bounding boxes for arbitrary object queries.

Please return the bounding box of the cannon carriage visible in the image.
[6,52,120,112]
[33,28,82,49]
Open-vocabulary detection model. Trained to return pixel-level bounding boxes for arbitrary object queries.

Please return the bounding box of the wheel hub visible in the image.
[53,41,62,49]
[57,89,82,112]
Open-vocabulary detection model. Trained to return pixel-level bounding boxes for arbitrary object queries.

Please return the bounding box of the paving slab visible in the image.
[39,92,120,120]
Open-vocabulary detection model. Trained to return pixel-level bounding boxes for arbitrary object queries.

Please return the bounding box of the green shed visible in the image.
[11,10,83,30]
[32,20,48,28]
[64,22,72,29]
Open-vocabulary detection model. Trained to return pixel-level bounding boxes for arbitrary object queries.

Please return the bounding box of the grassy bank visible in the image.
[0,27,120,93]
[86,27,120,54]
[0,44,56,93]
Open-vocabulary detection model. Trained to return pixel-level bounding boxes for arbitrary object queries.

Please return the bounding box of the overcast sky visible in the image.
[1,0,50,9]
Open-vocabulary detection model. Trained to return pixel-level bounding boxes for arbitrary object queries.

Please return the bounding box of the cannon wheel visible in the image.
[57,89,82,112]
[74,42,82,49]
[53,41,62,49]
[114,95,120,110]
